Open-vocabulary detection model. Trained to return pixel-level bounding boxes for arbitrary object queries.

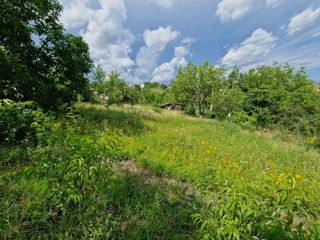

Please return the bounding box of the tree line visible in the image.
[91,61,320,138]
[89,65,169,106]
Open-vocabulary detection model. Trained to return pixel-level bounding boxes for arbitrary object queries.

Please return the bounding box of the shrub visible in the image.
[24,109,117,214]
[185,105,196,116]
[231,111,257,125]
[0,99,46,145]
[193,178,318,239]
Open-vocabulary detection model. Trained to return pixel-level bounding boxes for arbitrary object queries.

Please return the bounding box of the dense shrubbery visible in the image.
[0,99,43,145]
[193,180,319,239]
[0,106,132,238]
[1,105,202,239]
[238,63,320,136]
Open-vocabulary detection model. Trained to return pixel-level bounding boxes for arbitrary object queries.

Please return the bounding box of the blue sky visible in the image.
[59,0,320,84]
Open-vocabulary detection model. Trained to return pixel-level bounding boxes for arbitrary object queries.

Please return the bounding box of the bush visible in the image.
[231,111,257,125]
[306,136,320,150]
[193,179,319,240]
[184,105,196,116]
[0,99,46,145]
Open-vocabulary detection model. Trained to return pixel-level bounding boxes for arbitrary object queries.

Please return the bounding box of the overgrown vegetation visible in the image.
[91,61,320,141]
[0,102,200,239]
[1,1,320,239]
[0,0,92,110]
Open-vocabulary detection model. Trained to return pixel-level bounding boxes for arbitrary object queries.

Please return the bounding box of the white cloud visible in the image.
[154,0,178,9]
[174,46,189,58]
[222,28,277,66]
[144,26,180,51]
[59,0,95,28]
[81,0,135,72]
[151,40,192,82]
[287,7,320,36]
[133,26,179,80]
[265,0,283,8]
[215,0,258,22]
[215,0,284,22]
[182,37,196,45]
[135,47,158,77]
[311,31,320,38]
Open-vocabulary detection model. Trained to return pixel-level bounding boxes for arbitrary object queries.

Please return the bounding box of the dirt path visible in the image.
[114,160,214,206]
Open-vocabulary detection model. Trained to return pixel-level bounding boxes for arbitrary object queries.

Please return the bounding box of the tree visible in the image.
[238,62,320,135]
[0,0,92,110]
[92,64,107,83]
[103,71,127,105]
[170,61,226,118]
[211,66,244,119]
[142,82,168,106]
[126,84,142,105]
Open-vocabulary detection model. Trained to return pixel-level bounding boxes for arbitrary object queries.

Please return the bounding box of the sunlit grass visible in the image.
[76,103,320,238]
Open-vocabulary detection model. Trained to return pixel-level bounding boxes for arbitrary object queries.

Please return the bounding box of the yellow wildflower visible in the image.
[209,146,213,149]
[5,138,9,141]
[201,141,205,144]
[206,150,210,154]
[278,176,283,181]
[218,165,222,169]
[214,146,217,150]
[295,174,301,179]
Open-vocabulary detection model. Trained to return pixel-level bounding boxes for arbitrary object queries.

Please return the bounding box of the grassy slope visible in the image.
[78,103,320,238]
[1,103,319,239]
[80,104,319,200]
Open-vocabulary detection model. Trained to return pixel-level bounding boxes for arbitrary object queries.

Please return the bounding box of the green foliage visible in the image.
[0,104,203,239]
[231,111,257,125]
[77,103,147,136]
[211,66,245,119]
[27,110,111,210]
[91,71,131,105]
[0,0,93,110]
[92,64,107,83]
[239,62,320,136]
[0,99,44,146]
[0,108,128,239]
[185,104,197,116]
[193,179,317,240]
[170,61,227,118]
[142,82,168,106]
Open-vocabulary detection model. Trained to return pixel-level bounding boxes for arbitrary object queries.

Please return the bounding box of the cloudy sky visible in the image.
[59,0,320,84]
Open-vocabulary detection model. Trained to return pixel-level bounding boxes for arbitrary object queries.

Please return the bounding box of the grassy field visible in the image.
[77,103,320,239]
[1,103,320,239]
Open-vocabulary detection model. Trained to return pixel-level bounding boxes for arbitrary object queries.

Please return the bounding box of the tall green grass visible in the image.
[77,103,320,239]
[0,104,201,239]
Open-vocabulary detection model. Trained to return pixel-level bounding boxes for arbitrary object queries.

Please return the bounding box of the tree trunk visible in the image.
[198,102,203,118]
